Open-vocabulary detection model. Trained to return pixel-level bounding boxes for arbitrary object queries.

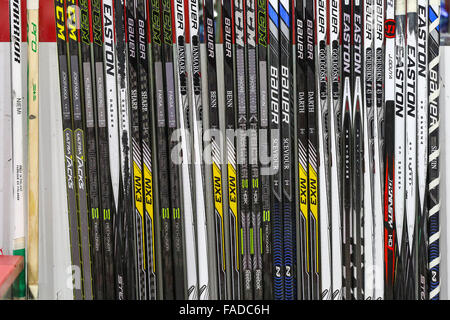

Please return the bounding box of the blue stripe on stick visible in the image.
[279,3,290,27]
[429,7,440,31]
[268,3,279,27]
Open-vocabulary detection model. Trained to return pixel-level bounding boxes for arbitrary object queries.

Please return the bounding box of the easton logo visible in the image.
[417,6,427,78]
[353,13,362,77]
[385,19,396,38]
[342,13,351,74]
[406,45,416,117]
[395,47,405,118]
[103,4,115,76]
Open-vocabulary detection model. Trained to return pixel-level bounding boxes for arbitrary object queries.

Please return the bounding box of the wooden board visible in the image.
[0,256,24,298]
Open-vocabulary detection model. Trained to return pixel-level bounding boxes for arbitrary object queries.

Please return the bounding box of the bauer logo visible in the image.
[384,19,396,38]
[189,0,198,30]
[206,18,215,58]
[224,17,233,58]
